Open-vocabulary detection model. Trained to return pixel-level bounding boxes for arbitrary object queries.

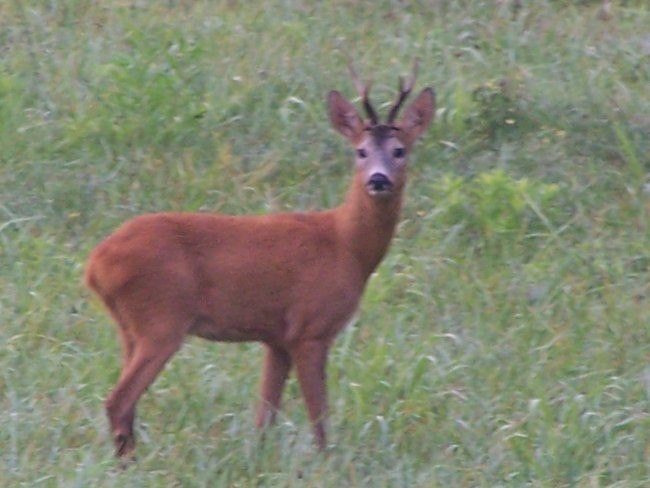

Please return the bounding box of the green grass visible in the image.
[1,0,649,486]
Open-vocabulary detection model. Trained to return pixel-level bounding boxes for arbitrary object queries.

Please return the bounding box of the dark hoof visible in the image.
[114,432,135,460]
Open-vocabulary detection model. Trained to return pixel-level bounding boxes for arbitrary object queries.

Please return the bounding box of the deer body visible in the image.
[85,65,434,458]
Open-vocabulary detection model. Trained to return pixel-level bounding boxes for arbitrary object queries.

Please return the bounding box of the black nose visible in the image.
[367,173,393,193]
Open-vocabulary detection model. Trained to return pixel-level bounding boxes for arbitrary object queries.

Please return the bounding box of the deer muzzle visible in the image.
[366,173,393,195]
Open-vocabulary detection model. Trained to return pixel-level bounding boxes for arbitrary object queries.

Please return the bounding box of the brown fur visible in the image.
[85,78,434,458]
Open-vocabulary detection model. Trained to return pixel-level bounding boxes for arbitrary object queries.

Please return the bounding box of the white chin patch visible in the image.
[366,187,393,198]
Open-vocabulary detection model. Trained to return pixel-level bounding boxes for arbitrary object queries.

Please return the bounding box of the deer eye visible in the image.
[393,147,405,158]
[356,148,367,159]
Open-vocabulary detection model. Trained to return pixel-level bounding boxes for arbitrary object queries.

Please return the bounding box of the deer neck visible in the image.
[334,172,404,280]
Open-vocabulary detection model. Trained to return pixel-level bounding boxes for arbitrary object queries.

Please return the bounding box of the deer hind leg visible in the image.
[113,313,136,375]
[111,325,136,449]
[292,340,330,450]
[104,301,191,458]
[105,334,183,458]
[256,344,292,429]
[101,299,136,372]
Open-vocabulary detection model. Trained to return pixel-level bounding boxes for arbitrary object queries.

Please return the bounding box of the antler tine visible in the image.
[387,59,420,124]
[347,62,379,126]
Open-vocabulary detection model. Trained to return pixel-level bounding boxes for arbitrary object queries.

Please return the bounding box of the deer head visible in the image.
[328,61,435,198]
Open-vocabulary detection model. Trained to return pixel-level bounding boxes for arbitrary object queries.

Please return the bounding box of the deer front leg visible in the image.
[292,340,330,450]
[256,344,292,429]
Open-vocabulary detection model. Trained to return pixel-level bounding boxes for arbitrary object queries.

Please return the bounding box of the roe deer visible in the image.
[85,62,434,458]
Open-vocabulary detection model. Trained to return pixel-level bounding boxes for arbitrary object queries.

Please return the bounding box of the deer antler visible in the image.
[348,63,379,126]
[386,59,419,124]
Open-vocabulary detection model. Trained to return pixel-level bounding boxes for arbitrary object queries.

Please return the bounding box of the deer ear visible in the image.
[328,90,364,141]
[400,87,435,144]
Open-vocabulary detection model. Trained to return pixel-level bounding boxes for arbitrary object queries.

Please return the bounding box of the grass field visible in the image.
[1,0,649,486]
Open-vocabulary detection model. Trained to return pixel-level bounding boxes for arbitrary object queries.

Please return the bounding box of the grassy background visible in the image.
[1,0,649,486]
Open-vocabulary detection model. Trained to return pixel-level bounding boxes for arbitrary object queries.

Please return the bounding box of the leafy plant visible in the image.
[463,71,545,144]
[433,169,561,252]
